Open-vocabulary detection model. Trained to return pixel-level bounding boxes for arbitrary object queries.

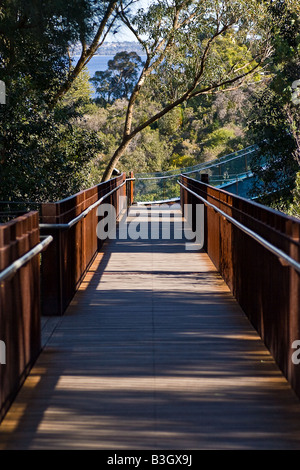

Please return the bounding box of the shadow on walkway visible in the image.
[1,208,300,449]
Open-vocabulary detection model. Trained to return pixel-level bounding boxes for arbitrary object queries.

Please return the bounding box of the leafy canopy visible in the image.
[101,0,273,180]
[248,0,300,209]
[0,0,105,202]
[90,51,145,104]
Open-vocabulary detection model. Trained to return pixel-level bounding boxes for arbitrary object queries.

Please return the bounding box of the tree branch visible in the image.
[124,60,262,146]
[118,0,149,55]
[189,62,261,99]
[50,0,119,107]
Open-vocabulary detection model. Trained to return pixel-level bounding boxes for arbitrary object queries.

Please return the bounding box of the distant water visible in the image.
[73,55,146,98]
[73,55,116,77]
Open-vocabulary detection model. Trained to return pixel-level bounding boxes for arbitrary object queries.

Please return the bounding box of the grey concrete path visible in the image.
[1,206,300,449]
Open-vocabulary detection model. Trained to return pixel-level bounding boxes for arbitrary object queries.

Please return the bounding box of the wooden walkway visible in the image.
[1,206,300,449]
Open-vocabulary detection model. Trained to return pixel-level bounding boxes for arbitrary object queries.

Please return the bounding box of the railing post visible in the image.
[287,220,300,393]
[180,175,185,217]
[201,174,209,184]
[40,204,64,316]
[127,171,134,206]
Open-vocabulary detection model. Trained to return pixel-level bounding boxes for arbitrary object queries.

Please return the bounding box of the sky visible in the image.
[107,0,152,42]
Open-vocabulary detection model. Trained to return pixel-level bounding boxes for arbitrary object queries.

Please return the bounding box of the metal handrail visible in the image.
[39,180,126,230]
[178,180,300,274]
[136,197,180,206]
[0,235,53,283]
[133,147,257,182]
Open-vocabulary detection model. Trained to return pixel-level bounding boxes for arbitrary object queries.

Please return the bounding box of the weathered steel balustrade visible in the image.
[0,212,41,422]
[180,174,300,399]
[40,174,127,316]
[0,174,133,423]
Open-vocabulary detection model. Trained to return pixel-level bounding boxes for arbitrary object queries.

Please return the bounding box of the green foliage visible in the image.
[1,0,299,208]
[204,128,236,149]
[157,107,183,136]
[132,0,269,106]
[169,154,195,169]
[62,68,96,114]
[0,0,100,99]
[90,51,145,105]
[247,0,300,207]
[81,82,252,183]
[0,105,103,202]
[0,0,103,202]
[86,108,174,177]
[100,0,273,181]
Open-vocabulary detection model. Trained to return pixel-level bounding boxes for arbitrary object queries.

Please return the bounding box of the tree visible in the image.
[0,1,103,202]
[247,0,300,209]
[100,0,273,181]
[0,1,136,106]
[0,71,103,202]
[50,0,137,106]
[0,0,80,103]
[90,51,145,104]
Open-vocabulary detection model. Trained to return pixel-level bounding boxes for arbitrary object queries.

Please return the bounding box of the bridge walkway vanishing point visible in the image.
[1,205,300,450]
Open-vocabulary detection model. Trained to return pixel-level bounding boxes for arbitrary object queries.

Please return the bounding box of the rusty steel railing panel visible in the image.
[40,174,127,316]
[180,175,300,399]
[0,212,41,422]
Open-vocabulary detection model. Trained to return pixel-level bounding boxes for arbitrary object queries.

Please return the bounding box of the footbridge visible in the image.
[0,168,300,450]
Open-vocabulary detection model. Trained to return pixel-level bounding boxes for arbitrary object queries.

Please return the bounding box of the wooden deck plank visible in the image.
[1,207,300,449]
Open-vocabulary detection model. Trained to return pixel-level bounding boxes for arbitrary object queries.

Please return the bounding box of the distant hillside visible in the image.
[72,41,145,57]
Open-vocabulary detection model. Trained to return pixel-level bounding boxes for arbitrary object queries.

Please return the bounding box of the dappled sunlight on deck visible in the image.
[1,207,300,450]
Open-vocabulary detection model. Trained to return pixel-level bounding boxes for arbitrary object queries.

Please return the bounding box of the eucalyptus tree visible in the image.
[0,0,115,201]
[90,51,145,104]
[51,0,123,106]
[101,0,273,181]
[0,1,135,106]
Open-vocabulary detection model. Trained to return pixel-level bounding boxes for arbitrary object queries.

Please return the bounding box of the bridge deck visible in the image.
[1,206,300,449]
